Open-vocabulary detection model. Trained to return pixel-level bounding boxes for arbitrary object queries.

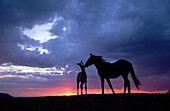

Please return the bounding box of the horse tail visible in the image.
[129,64,141,89]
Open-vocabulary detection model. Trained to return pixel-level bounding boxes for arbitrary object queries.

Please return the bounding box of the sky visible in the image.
[0,0,170,96]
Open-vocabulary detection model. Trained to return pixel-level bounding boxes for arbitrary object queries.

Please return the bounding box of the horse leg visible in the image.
[101,77,104,95]
[106,78,115,94]
[127,79,130,94]
[80,82,83,96]
[123,82,128,94]
[85,81,87,96]
[77,80,79,96]
[123,76,130,94]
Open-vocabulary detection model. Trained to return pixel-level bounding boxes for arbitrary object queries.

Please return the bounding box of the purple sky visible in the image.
[0,0,170,96]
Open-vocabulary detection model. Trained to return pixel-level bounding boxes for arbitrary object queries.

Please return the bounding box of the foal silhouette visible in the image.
[85,53,141,95]
[77,61,87,96]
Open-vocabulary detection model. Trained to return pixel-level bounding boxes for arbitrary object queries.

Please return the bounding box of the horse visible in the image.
[85,53,141,95]
[77,61,87,96]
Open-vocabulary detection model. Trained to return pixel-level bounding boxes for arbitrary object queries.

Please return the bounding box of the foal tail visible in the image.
[130,65,141,89]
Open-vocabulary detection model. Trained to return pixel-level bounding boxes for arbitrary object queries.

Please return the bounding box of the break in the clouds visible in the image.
[0,0,170,96]
[22,16,60,43]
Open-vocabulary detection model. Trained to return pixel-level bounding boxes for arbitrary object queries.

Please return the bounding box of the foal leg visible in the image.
[106,78,115,94]
[80,82,83,96]
[77,80,80,96]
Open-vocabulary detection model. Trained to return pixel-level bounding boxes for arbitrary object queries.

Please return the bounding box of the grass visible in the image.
[0,93,169,111]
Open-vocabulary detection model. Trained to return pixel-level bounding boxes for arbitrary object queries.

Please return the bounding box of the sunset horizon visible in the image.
[3,87,167,97]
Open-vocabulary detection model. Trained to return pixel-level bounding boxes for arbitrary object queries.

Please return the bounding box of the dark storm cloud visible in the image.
[97,0,170,77]
[0,0,68,27]
[0,0,69,67]
[0,0,170,93]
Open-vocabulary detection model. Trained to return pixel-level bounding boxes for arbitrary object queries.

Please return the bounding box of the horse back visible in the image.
[116,59,132,70]
[98,59,132,78]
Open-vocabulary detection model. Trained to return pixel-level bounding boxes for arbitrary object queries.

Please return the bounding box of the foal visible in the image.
[77,61,87,96]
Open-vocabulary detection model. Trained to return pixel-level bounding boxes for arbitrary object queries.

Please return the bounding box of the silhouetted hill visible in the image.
[0,94,169,111]
[0,93,13,98]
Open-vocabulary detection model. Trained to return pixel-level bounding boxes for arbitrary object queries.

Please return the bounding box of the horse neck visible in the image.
[94,61,104,70]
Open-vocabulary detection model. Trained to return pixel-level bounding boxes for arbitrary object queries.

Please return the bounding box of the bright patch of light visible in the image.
[0,63,64,79]
[65,65,69,68]
[0,75,30,79]
[60,65,70,71]
[23,16,63,43]
[18,44,50,54]
[63,27,67,31]
[67,70,72,74]
[61,67,66,71]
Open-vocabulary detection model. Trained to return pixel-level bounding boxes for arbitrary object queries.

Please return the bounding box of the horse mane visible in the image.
[95,56,106,62]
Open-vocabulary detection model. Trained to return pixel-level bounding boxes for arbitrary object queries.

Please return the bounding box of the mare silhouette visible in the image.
[77,61,87,96]
[85,53,141,95]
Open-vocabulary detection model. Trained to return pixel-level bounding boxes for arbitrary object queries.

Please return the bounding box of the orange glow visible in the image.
[43,88,166,97]
[12,87,167,97]
[62,92,76,96]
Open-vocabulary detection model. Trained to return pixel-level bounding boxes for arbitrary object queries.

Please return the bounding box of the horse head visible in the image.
[85,53,105,68]
[85,53,96,68]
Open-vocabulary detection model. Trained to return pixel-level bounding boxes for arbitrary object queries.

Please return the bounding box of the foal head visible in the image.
[85,53,104,68]
[77,61,85,68]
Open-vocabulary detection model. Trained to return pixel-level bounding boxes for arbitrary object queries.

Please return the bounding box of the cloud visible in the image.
[0,63,65,78]
[22,18,58,43]
[0,0,170,95]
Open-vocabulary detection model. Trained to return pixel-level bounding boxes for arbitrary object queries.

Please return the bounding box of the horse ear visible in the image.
[81,61,84,65]
[90,53,93,56]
